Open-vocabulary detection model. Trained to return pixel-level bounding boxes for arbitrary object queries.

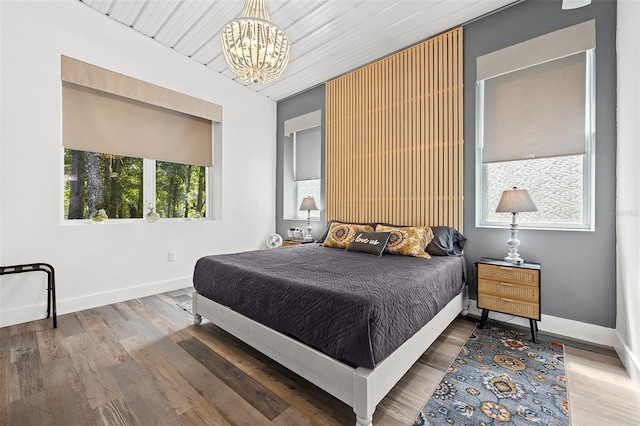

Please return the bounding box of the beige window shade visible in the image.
[477,19,595,81]
[284,110,321,136]
[63,82,213,166]
[61,56,222,122]
[481,52,588,163]
[61,55,221,167]
[294,126,321,181]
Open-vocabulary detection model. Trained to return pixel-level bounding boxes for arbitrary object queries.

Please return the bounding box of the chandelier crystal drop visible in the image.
[220,0,290,84]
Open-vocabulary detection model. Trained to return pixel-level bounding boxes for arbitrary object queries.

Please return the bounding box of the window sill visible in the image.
[61,217,212,226]
[476,223,594,232]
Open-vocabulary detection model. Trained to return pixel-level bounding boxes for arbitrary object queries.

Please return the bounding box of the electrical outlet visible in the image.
[256,201,262,210]
[168,251,176,262]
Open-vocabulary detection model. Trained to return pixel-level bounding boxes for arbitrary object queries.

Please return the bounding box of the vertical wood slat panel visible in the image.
[457,29,463,228]
[325,27,463,232]
[438,28,443,224]
[418,41,425,225]
[428,37,435,226]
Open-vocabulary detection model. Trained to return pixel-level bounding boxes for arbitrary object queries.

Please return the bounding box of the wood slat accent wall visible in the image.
[326,27,463,231]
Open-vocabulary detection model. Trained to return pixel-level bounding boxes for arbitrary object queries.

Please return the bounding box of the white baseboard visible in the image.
[0,303,52,328]
[466,304,616,347]
[613,331,640,390]
[0,277,191,328]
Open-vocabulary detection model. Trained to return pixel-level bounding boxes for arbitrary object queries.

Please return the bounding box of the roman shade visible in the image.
[284,110,321,136]
[61,56,222,167]
[294,126,321,181]
[478,20,595,164]
[477,20,595,81]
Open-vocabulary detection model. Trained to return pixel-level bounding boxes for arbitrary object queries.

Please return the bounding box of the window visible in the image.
[155,161,207,218]
[283,110,322,220]
[63,151,207,220]
[293,126,321,219]
[60,56,222,221]
[295,179,321,218]
[476,21,595,230]
[64,151,143,219]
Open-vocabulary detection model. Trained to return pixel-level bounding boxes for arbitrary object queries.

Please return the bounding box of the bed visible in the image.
[192,230,466,426]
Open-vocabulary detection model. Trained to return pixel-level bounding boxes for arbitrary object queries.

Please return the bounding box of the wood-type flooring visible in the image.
[1,288,638,425]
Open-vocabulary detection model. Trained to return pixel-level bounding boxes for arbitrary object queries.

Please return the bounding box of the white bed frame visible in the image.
[193,290,464,425]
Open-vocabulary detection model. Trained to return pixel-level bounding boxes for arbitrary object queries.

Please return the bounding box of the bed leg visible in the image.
[353,366,375,426]
[192,291,201,326]
[355,415,373,426]
[461,285,469,316]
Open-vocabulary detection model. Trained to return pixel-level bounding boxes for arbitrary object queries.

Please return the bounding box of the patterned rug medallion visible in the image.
[412,325,569,426]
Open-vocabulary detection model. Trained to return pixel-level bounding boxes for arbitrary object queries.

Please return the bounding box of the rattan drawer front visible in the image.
[478,279,539,303]
[478,264,539,287]
[478,294,540,319]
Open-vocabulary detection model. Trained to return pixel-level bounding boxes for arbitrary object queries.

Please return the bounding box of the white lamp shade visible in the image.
[496,188,538,213]
[299,196,319,211]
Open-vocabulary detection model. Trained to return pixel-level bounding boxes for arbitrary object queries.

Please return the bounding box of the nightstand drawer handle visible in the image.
[499,266,514,271]
[500,297,515,302]
[500,282,514,287]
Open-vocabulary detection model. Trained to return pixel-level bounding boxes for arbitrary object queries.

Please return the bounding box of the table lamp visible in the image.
[495,187,537,264]
[299,196,319,241]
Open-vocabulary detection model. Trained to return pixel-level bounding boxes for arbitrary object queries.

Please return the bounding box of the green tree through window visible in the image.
[156,161,207,218]
[64,150,143,219]
[64,149,207,220]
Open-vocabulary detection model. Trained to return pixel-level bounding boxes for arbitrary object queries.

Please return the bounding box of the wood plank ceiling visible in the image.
[79,0,516,101]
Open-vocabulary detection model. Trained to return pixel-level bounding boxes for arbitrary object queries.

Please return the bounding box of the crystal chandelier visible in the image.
[220,0,290,84]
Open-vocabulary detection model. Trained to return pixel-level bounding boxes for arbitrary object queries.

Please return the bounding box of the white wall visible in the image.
[615,0,640,388]
[0,1,277,326]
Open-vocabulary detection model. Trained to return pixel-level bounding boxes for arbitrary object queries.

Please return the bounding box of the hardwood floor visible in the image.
[1,289,638,425]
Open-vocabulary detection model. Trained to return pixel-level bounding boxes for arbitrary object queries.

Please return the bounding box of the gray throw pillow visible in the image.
[426,226,467,256]
[346,231,391,257]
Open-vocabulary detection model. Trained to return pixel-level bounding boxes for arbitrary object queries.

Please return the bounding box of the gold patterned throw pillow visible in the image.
[321,222,375,249]
[375,225,435,259]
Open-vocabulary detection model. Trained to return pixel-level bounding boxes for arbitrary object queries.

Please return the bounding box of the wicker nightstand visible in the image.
[476,258,541,342]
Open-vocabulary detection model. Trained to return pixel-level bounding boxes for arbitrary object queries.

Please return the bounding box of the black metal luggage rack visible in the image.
[0,263,57,328]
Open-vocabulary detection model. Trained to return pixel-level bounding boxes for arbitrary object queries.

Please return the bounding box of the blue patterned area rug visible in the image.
[412,324,569,426]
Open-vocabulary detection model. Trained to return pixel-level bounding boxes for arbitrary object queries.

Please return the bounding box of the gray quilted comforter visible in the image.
[193,244,465,368]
